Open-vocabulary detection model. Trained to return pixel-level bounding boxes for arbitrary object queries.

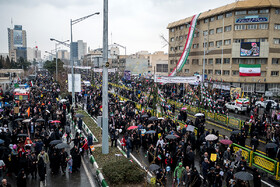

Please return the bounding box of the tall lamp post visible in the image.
[70,12,100,106]
[50,39,69,82]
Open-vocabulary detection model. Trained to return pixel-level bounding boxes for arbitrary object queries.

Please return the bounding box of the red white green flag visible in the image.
[239,64,261,76]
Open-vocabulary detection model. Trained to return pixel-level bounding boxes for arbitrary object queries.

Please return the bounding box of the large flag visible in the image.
[26,107,30,117]
[239,64,261,76]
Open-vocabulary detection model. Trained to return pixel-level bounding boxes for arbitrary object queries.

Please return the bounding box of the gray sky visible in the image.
[0,0,235,56]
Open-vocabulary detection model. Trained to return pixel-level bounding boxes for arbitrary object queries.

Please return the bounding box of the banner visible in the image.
[93,68,116,72]
[13,30,23,47]
[230,87,242,99]
[68,74,81,93]
[155,76,201,84]
[124,70,131,80]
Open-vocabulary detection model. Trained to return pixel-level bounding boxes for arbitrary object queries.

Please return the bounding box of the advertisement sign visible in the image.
[124,70,131,81]
[68,74,81,93]
[13,30,23,47]
[230,87,242,99]
[155,76,201,84]
[240,42,260,57]
[14,25,22,30]
[235,15,269,24]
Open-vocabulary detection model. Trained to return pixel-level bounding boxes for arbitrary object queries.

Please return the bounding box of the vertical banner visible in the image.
[68,74,81,93]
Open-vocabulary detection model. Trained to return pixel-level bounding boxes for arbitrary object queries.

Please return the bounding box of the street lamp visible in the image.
[70,12,100,106]
[50,39,69,82]
[113,42,126,56]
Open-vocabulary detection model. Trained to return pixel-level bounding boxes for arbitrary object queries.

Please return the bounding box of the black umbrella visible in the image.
[165,135,178,140]
[55,143,70,149]
[146,130,156,134]
[141,114,149,118]
[148,164,160,171]
[15,118,24,121]
[49,140,63,145]
[0,139,4,144]
[231,130,241,135]
[148,116,158,121]
[265,143,278,149]
[17,134,28,137]
[75,113,84,118]
[234,171,253,181]
[36,119,45,122]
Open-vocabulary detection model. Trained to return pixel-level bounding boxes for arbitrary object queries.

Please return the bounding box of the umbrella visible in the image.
[141,114,149,118]
[220,139,233,145]
[127,126,138,130]
[15,118,24,121]
[194,113,204,117]
[49,140,63,145]
[148,164,160,171]
[165,135,178,140]
[147,124,154,128]
[205,134,218,141]
[55,143,70,149]
[147,107,152,110]
[75,114,85,118]
[22,119,32,123]
[158,117,164,120]
[186,125,195,132]
[17,134,28,137]
[51,120,61,123]
[148,116,158,121]
[231,130,241,135]
[146,130,156,134]
[0,139,4,144]
[265,143,278,149]
[59,99,67,103]
[36,119,45,122]
[181,107,187,110]
[234,171,253,181]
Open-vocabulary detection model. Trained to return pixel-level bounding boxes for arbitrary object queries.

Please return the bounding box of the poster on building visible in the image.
[230,87,242,99]
[155,76,201,84]
[124,70,131,80]
[68,74,81,93]
[13,30,23,47]
[240,42,260,57]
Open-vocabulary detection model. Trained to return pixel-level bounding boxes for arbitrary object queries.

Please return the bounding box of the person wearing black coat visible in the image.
[71,147,81,172]
[28,152,37,179]
[16,169,26,187]
[37,156,46,186]
[253,168,261,187]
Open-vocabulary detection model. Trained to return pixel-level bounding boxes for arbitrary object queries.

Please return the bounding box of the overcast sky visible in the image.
[0,0,235,57]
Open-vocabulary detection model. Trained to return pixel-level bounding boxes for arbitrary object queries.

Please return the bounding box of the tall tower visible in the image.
[8,25,27,62]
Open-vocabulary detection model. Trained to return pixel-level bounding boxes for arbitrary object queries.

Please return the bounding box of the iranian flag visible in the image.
[239,64,261,76]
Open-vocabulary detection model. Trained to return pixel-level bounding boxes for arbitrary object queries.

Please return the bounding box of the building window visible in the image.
[248,10,258,14]
[193,44,199,49]
[203,59,207,65]
[225,12,232,18]
[232,70,239,76]
[217,14,223,20]
[209,29,214,35]
[171,37,174,42]
[247,39,257,42]
[272,58,279,64]
[210,17,215,22]
[186,59,189,64]
[235,25,246,30]
[223,58,230,64]
[259,24,268,29]
[224,25,232,32]
[224,39,231,45]
[179,25,184,30]
[216,40,222,47]
[194,32,199,38]
[208,70,213,75]
[223,70,230,75]
[208,59,213,65]
[274,38,280,44]
[271,71,279,76]
[179,46,184,51]
[234,39,245,43]
[156,64,168,72]
[260,38,268,42]
[203,42,208,48]
[256,59,267,64]
[247,24,258,30]
[260,9,269,14]
[215,70,221,75]
[276,9,280,14]
[171,28,175,32]
[192,59,199,65]
[204,18,209,23]
[179,36,183,41]
[275,24,280,30]
[170,47,174,51]
[185,69,189,73]
[235,10,246,15]
[209,42,214,47]
[261,71,266,77]
[203,30,208,36]
[216,27,223,33]
[215,58,221,64]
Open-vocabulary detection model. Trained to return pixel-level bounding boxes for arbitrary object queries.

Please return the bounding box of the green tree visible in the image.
[43,58,64,75]
[18,57,31,70]
[0,55,4,69]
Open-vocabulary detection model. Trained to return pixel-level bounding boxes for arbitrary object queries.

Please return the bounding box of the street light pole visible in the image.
[55,43,58,82]
[102,0,109,154]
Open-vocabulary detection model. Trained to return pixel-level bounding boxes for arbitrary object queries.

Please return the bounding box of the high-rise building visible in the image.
[8,25,27,62]
[27,46,41,62]
[70,40,87,65]
[57,50,70,61]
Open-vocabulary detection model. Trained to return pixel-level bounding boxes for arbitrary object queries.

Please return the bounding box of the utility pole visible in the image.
[102,0,109,154]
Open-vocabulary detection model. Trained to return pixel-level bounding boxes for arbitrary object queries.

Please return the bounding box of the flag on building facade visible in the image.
[239,64,261,76]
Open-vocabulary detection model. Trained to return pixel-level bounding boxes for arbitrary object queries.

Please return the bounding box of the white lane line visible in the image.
[81,156,96,187]
[261,179,275,187]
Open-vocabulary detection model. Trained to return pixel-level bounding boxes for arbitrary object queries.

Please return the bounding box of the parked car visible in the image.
[225,102,247,114]
[255,100,279,109]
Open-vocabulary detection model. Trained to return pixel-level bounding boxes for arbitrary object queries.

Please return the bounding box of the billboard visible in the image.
[235,15,269,24]
[14,25,22,30]
[124,70,131,80]
[240,42,260,57]
[68,74,81,93]
[13,30,23,47]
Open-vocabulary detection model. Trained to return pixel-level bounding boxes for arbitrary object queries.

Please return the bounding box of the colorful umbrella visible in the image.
[127,126,138,130]
[219,139,233,145]
[51,120,61,123]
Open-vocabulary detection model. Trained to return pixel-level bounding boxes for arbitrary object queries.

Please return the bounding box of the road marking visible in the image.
[81,152,96,187]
